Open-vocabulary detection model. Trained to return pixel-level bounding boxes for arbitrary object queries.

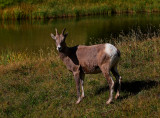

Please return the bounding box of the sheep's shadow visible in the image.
[95,80,159,99]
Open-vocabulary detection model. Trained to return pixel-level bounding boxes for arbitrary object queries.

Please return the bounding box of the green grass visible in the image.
[0,32,160,117]
[1,0,160,19]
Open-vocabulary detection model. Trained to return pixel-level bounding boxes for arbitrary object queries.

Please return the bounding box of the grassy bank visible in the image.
[0,33,160,117]
[1,0,160,20]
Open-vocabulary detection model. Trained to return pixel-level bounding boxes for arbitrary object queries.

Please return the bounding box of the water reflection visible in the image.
[0,14,160,52]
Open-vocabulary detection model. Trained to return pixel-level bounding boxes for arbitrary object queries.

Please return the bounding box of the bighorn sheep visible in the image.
[51,28,121,105]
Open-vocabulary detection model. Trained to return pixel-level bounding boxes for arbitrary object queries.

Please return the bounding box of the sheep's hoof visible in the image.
[115,93,120,99]
[106,99,112,105]
[76,98,81,104]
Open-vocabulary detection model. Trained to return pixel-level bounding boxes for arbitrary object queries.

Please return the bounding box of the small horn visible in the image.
[55,28,58,35]
[62,28,66,35]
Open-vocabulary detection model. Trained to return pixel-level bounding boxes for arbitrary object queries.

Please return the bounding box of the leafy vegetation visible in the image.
[1,0,160,19]
[0,32,160,117]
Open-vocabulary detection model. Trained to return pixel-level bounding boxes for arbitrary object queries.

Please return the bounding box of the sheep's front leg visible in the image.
[80,79,84,99]
[80,72,85,99]
[74,71,81,104]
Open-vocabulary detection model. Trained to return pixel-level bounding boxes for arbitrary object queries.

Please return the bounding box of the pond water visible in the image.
[0,14,160,53]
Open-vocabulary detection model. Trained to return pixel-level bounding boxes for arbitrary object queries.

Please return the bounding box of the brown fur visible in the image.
[51,28,121,104]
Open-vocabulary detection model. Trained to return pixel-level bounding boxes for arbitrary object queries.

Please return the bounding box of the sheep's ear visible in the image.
[51,33,56,40]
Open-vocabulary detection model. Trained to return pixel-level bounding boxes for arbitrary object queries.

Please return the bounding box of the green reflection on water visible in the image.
[0,14,160,53]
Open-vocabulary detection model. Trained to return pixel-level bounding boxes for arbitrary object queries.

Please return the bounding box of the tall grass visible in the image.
[1,0,160,20]
[0,31,160,117]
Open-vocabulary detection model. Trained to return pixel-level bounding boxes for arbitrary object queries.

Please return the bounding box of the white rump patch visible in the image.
[104,43,119,67]
[104,43,117,57]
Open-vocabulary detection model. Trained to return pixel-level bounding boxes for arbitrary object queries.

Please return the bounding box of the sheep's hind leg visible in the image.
[105,75,114,105]
[111,66,121,99]
[101,64,114,105]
